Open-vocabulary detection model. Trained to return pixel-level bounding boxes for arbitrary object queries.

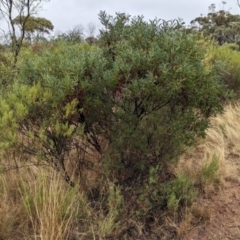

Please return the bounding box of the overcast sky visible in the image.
[2,0,240,37]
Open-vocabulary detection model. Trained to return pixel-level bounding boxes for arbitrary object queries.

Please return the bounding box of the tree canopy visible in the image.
[0,0,51,65]
[190,4,240,45]
[13,16,53,43]
[13,16,53,34]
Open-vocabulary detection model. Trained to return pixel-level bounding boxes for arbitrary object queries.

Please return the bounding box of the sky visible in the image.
[38,0,240,36]
[2,0,240,37]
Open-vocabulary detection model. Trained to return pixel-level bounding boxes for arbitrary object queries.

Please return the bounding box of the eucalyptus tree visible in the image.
[190,3,240,45]
[12,16,53,44]
[0,0,50,65]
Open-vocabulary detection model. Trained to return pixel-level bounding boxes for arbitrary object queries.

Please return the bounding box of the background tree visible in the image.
[12,16,53,44]
[54,25,84,44]
[190,3,240,45]
[86,22,96,37]
[0,0,50,66]
[85,22,98,45]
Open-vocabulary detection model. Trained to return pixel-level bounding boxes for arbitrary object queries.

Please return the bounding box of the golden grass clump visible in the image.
[0,154,85,240]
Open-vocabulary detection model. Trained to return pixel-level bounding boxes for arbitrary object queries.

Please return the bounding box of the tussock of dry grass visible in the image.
[178,103,240,187]
[172,102,240,238]
[0,154,84,240]
[0,155,121,240]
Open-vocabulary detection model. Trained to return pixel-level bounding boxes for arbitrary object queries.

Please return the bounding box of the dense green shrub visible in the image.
[209,43,240,96]
[0,12,228,224]
[96,12,226,175]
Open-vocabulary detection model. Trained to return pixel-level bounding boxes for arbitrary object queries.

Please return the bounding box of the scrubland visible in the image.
[1,103,240,239]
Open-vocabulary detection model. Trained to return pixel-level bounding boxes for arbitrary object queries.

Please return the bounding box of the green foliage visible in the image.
[0,43,94,184]
[0,12,228,225]
[190,4,240,45]
[12,16,54,44]
[164,174,197,211]
[0,51,12,90]
[97,11,226,170]
[13,16,54,34]
[134,165,163,216]
[96,183,123,237]
[209,43,240,95]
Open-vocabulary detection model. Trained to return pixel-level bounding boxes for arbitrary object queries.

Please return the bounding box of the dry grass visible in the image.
[0,153,85,240]
[176,104,240,193]
[0,169,27,240]
[176,102,240,239]
[19,171,83,240]
[0,153,122,240]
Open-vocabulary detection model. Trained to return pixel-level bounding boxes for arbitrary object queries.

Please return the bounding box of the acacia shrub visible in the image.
[72,13,228,217]
[95,12,226,175]
[0,12,229,225]
[0,42,98,186]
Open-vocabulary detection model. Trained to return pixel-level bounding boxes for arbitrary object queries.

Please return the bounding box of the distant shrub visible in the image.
[209,43,240,96]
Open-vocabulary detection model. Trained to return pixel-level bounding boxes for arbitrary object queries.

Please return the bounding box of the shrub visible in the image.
[0,51,13,91]
[164,174,197,211]
[209,43,240,96]
[0,12,228,226]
